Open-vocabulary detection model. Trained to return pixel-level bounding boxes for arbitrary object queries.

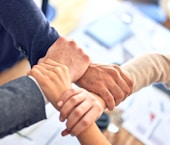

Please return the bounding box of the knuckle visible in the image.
[113,65,121,72]
[101,91,111,101]
[69,39,77,46]
[83,54,91,64]
[103,96,113,107]
[69,88,77,94]
[49,72,56,79]
[115,92,125,105]
[129,80,134,90]
[119,91,125,100]
[122,85,132,97]
[73,108,82,116]
[70,97,77,104]
[111,70,119,78]
[126,87,131,96]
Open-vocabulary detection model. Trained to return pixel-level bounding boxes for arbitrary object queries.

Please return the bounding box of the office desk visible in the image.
[1,0,170,145]
[103,127,144,145]
[68,0,170,145]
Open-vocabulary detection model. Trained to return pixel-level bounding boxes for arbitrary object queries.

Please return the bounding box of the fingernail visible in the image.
[62,129,70,136]
[57,101,63,107]
[60,115,65,122]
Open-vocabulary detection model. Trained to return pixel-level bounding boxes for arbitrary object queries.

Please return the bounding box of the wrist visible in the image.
[28,76,49,104]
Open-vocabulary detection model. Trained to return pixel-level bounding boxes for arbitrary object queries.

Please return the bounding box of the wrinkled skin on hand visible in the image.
[57,88,105,136]
[39,37,91,82]
[28,59,71,109]
[76,64,133,110]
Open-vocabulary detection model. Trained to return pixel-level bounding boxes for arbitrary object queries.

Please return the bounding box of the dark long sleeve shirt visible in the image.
[0,0,60,71]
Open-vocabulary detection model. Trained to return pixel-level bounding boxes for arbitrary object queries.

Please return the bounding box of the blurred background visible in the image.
[1,0,170,145]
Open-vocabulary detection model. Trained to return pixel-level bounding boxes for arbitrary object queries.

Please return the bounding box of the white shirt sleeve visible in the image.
[28,75,49,104]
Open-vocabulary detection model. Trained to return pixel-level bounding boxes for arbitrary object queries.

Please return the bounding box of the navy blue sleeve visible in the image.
[0,0,60,66]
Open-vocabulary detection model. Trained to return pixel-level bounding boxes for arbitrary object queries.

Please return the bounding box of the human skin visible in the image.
[58,88,105,136]
[29,59,108,143]
[39,37,133,111]
[58,88,111,145]
[77,123,111,145]
[28,59,72,109]
[34,37,133,136]
[38,37,91,82]
[76,64,133,110]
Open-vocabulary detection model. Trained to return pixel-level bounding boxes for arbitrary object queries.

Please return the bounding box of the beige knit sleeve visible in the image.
[121,53,170,93]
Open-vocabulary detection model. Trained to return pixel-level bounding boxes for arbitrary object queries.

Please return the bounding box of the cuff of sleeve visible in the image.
[28,76,49,104]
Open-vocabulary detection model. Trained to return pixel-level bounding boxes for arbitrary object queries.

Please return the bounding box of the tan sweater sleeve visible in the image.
[121,53,170,93]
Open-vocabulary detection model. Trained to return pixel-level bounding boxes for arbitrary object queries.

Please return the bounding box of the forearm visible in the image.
[0,0,60,66]
[121,53,170,92]
[0,76,46,138]
[77,123,111,145]
[76,93,110,145]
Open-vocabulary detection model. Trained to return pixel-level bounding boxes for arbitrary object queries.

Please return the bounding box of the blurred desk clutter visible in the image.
[1,0,170,145]
[69,0,170,144]
[68,0,170,64]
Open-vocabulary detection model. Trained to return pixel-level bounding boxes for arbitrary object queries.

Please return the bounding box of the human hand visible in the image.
[27,59,71,109]
[39,37,91,82]
[76,64,133,110]
[57,88,106,136]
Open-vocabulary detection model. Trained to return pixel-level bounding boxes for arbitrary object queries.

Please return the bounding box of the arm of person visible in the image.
[58,52,170,139]
[0,76,46,138]
[38,37,91,82]
[0,1,90,82]
[28,59,72,110]
[0,0,59,66]
[76,63,133,110]
[31,59,111,145]
[77,123,111,145]
[58,88,106,136]
[0,59,71,138]
[58,88,111,145]
[121,53,170,93]
[76,53,170,110]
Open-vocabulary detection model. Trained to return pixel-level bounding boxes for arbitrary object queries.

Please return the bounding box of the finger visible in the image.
[28,66,44,80]
[29,65,50,78]
[34,65,61,82]
[61,129,70,136]
[35,63,70,84]
[109,81,125,105]
[57,88,81,108]
[59,91,86,122]
[109,66,131,103]
[114,65,133,92]
[65,98,92,130]
[38,60,69,77]
[114,66,133,101]
[119,69,133,95]
[98,86,115,110]
[69,106,102,136]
